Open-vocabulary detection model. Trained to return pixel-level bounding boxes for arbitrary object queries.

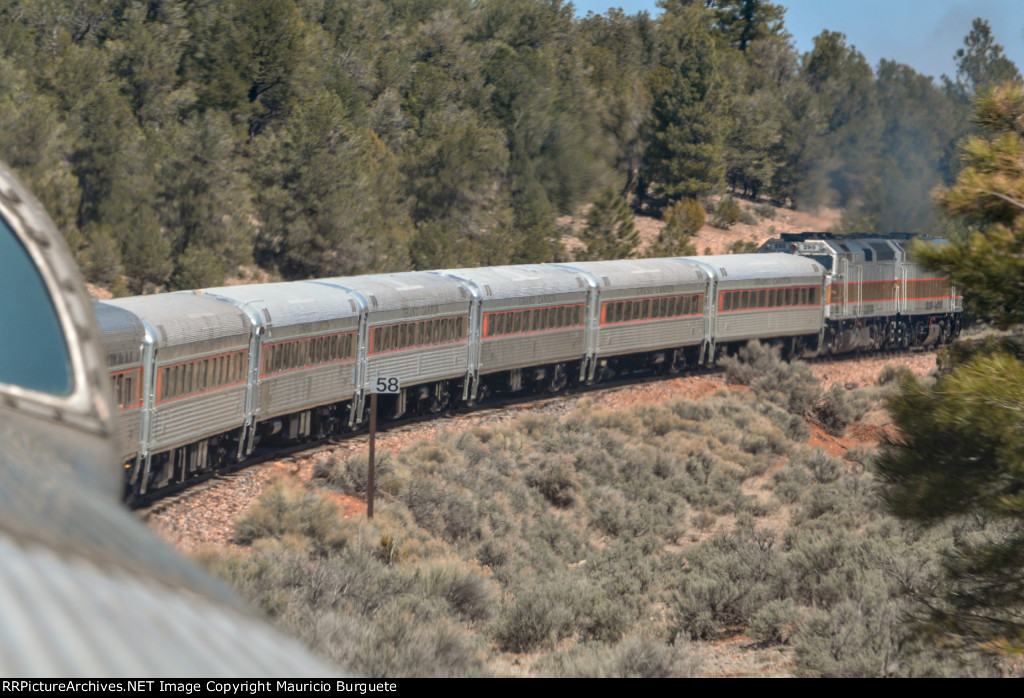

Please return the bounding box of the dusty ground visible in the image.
[561,199,841,257]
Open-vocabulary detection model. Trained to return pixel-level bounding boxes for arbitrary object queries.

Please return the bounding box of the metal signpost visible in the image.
[367,376,399,519]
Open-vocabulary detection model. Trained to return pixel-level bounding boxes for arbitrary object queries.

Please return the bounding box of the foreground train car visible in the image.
[0,158,337,676]
[98,233,962,501]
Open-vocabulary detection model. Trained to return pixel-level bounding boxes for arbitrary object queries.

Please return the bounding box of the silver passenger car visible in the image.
[101,293,251,493]
[93,301,146,465]
[683,253,826,357]
[317,272,472,417]
[198,282,364,446]
[558,258,710,377]
[438,264,590,397]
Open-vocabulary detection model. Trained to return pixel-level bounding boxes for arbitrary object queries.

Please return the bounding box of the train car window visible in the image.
[810,287,820,305]
[0,215,73,395]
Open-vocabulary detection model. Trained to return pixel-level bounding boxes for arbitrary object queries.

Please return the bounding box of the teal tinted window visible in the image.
[0,218,73,395]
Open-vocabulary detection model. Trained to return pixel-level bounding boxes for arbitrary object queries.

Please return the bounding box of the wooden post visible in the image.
[367,391,377,519]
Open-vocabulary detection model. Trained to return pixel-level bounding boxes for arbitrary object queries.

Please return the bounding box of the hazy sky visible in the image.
[571,0,1024,81]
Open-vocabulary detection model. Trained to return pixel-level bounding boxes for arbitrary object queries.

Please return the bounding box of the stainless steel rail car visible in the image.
[102,293,252,496]
[684,253,827,359]
[94,301,146,465]
[438,264,592,399]
[558,258,710,380]
[198,281,364,449]
[317,272,474,420]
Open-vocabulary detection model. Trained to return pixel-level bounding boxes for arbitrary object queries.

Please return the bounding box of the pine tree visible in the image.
[646,198,701,257]
[952,18,1021,98]
[579,189,639,261]
[645,4,728,208]
[875,82,1024,653]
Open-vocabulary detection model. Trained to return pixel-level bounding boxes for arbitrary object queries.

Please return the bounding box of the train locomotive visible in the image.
[96,233,962,502]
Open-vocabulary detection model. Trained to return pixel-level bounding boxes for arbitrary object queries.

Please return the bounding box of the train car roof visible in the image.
[435,264,588,298]
[197,281,362,329]
[556,258,707,288]
[682,253,824,281]
[315,272,471,312]
[92,301,146,368]
[102,293,251,350]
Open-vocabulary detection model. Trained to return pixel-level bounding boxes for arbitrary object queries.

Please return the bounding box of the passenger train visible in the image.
[96,233,962,503]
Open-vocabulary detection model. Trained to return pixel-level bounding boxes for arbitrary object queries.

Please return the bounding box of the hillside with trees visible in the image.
[877,82,1024,653]
[0,0,1008,293]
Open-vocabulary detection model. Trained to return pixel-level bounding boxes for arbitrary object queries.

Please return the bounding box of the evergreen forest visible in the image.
[0,0,1017,294]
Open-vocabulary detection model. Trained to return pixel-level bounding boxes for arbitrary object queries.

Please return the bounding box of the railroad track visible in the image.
[135,348,936,519]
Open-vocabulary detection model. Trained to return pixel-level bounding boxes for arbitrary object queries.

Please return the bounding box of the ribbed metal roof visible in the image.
[104,293,250,350]
[682,253,824,280]
[436,264,586,298]
[0,403,340,677]
[199,281,361,330]
[316,272,469,312]
[93,301,145,367]
[557,258,707,287]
